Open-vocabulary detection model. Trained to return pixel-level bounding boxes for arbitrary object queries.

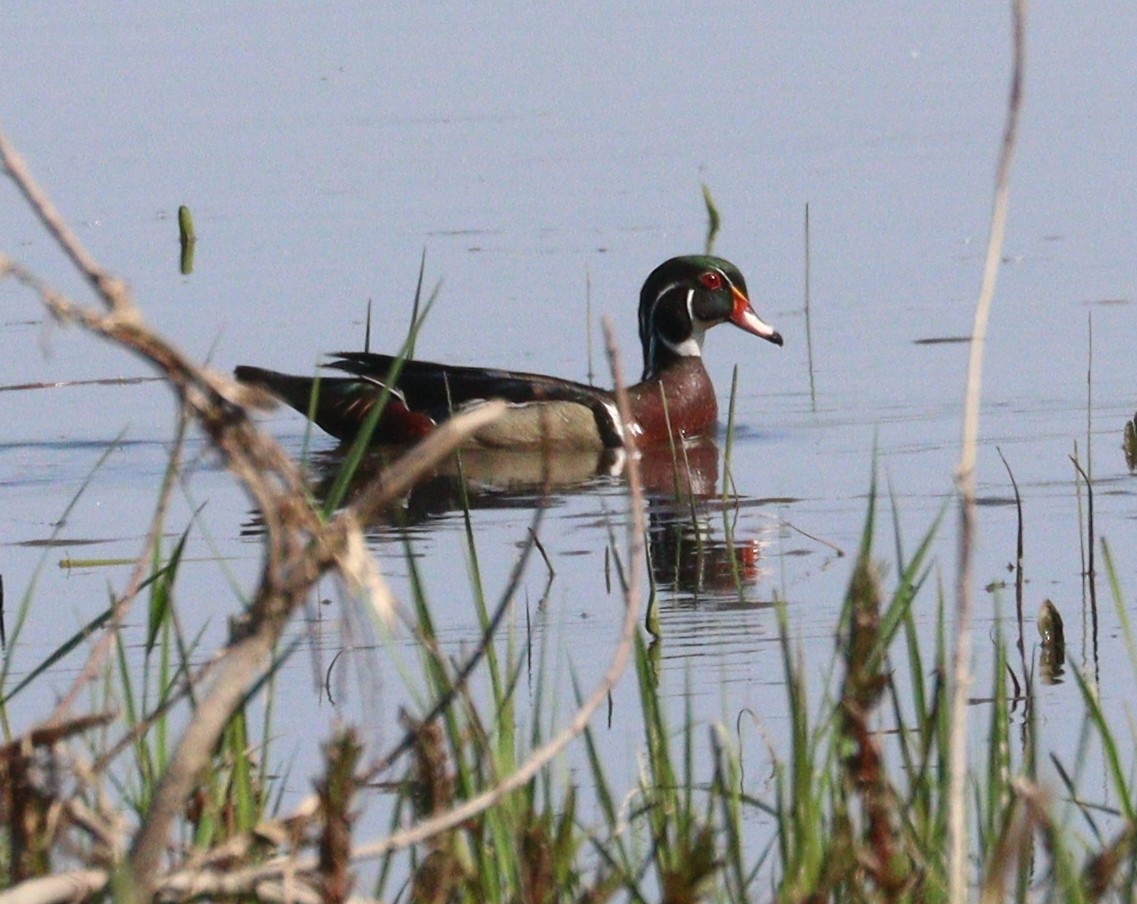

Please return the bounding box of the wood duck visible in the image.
[234,255,783,450]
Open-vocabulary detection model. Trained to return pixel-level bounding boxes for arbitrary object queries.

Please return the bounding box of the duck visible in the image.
[234,254,783,450]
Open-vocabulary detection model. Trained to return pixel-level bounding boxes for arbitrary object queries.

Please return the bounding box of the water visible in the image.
[2,2,1136,884]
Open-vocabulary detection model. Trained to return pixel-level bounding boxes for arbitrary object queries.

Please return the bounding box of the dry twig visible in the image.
[1,117,647,902]
[948,4,1025,901]
[0,125,506,901]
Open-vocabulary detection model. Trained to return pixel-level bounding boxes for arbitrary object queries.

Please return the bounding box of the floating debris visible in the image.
[1038,598,1066,685]
[913,336,972,345]
[1038,598,1065,647]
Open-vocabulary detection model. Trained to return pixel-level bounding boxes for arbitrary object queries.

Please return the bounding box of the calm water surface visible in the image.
[2,2,1136,875]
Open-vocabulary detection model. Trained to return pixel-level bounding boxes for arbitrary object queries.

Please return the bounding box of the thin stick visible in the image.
[0,375,162,393]
[1070,455,1098,653]
[528,527,555,579]
[996,447,1025,658]
[996,446,1030,714]
[585,267,595,386]
[347,401,506,524]
[804,202,817,409]
[1086,310,1093,483]
[949,3,1025,900]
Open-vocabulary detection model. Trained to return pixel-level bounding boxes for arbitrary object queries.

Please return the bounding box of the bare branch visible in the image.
[2,127,350,898]
[948,3,1026,901]
[348,400,506,523]
[0,870,108,904]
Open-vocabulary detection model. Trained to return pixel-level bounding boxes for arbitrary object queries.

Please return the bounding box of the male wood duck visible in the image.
[234,255,782,450]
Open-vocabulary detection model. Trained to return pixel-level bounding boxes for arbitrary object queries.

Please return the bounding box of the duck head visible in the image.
[638,255,783,381]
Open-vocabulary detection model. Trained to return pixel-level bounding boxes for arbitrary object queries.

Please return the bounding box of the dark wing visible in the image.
[327,352,623,447]
[235,364,433,443]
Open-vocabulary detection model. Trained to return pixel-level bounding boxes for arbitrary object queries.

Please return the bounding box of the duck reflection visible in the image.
[290,436,762,600]
[305,443,624,521]
[639,441,762,599]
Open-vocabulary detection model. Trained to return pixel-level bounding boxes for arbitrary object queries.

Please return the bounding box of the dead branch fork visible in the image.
[0,126,641,904]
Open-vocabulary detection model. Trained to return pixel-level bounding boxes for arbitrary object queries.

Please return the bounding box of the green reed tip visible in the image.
[178,205,196,274]
[177,205,195,243]
[701,183,721,255]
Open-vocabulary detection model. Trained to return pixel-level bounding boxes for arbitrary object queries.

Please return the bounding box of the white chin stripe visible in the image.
[659,334,702,358]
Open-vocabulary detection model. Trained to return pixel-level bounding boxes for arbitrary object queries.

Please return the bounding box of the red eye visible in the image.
[699,270,723,291]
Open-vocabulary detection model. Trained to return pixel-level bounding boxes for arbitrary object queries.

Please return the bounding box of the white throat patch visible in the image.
[644,287,706,378]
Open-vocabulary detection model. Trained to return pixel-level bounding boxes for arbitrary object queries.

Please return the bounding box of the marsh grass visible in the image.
[4,284,1137,904]
[7,4,1137,894]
